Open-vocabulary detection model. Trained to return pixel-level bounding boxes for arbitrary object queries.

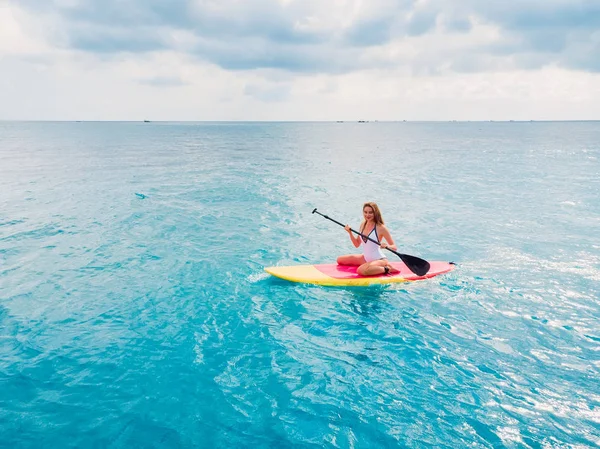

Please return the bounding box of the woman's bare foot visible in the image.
[385,264,401,275]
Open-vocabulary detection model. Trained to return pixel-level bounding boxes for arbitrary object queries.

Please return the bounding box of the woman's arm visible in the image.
[379,226,398,251]
[345,225,361,248]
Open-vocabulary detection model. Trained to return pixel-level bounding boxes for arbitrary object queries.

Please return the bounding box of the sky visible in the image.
[1,0,599,121]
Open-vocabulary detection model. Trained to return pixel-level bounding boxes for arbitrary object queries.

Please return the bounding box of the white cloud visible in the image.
[1,0,599,120]
[0,3,52,54]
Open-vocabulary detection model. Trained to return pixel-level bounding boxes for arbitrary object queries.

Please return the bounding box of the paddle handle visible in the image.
[312,208,402,258]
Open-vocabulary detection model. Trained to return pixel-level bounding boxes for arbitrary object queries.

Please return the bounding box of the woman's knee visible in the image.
[338,255,363,265]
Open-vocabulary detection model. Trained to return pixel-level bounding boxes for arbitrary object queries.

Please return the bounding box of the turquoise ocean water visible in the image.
[1,121,599,448]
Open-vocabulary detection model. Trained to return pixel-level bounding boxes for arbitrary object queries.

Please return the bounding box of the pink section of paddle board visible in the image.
[315,261,453,280]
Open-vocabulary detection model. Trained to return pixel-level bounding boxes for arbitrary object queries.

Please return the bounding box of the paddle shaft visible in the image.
[312,209,405,259]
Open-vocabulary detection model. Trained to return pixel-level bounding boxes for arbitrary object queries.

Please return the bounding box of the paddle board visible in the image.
[264,261,455,287]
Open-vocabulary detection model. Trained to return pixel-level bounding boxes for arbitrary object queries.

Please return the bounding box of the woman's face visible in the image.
[363,206,375,221]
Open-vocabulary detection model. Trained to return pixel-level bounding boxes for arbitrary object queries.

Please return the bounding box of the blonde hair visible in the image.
[360,202,384,232]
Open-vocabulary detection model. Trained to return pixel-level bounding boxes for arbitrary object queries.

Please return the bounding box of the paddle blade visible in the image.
[399,254,430,276]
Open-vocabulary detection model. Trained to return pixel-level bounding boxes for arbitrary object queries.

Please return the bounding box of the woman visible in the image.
[337,202,401,276]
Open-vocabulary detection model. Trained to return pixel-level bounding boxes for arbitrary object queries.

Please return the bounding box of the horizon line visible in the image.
[1,119,600,123]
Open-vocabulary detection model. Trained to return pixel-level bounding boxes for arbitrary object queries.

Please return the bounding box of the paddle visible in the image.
[312,208,431,276]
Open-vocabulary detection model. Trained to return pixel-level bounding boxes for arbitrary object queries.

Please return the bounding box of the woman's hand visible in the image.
[344,224,351,233]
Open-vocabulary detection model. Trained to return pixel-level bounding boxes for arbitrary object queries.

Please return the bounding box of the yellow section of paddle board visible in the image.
[264,265,410,287]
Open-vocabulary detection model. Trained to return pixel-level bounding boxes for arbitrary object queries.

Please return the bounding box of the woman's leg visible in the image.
[337,254,366,266]
[357,259,401,276]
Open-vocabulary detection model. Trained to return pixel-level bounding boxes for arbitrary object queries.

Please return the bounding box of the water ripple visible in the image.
[1,121,599,447]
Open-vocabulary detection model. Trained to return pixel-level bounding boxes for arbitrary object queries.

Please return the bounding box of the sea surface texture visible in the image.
[1,121,599,448]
